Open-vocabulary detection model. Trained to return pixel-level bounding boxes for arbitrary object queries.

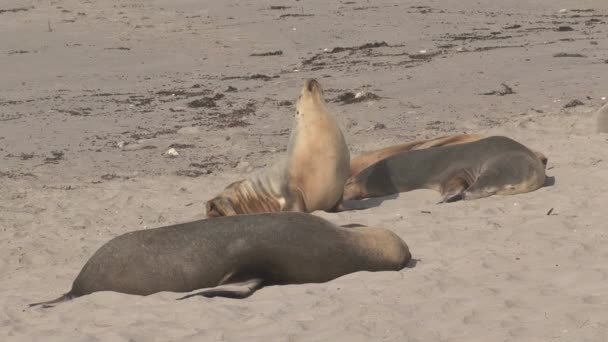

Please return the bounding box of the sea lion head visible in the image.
[206,179,284,217]
[206,196,237,218]
[296,79,326,116]
[206,180,248,218]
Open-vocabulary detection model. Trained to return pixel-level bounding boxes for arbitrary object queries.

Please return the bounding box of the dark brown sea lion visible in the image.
[30,212,410,307]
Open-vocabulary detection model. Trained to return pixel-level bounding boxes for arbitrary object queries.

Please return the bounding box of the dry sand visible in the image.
[2,0,608,341]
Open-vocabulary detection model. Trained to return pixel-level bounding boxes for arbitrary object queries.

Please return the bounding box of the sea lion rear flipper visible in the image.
[29,293,76,308]
[176,278,264,300]
[340,223,367,228]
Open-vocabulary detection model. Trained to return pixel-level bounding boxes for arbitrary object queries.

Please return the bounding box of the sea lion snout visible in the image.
[297,79,324,109]
[305,79,320,92]
[205,199,222,218]
[302,79,325,101]
[206,197,235,218]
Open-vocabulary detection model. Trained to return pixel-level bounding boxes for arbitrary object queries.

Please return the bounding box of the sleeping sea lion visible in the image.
[343,136,547,203]
[30,212,410,307]
[349,134,486,178]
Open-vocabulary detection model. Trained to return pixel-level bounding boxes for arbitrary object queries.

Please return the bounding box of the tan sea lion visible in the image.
[206,79,350,217]
[349,134,486,178]
[344,136,547,203]
[30,212,411,307]
[596,102,608,133]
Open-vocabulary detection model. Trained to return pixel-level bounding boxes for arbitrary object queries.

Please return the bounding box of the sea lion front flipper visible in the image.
[283,186,308,212]
[176,278,264,300]
[461,174,500,201]
[437,174,497,203]
[437,170,474,204]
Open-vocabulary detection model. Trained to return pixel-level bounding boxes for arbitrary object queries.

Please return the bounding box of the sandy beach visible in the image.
[2,0,608,341]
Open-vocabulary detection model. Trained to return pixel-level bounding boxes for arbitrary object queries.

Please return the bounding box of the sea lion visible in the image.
[343,136,547,203]
[596,102,608,133]
[206,79,350,217]
[30,212,410,307]
[349,134,486,178]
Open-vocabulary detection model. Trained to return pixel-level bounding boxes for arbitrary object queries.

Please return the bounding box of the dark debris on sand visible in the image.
[553,53,587,58]
[221,74,278,81]
[563,99,584,108]
[250,50,283,57]
[480,83,515,96]
[187,94,224,108]
[327,41,390,54]
[268,6,291,10]
[0,7,31,14]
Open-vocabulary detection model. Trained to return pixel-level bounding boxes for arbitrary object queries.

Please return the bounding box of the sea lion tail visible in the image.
[29,293,76,308]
